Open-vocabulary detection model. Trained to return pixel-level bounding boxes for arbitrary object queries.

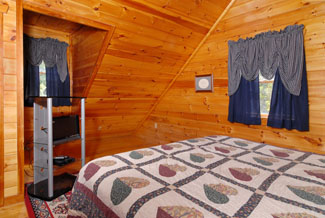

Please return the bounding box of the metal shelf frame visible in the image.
[30,97,86,199]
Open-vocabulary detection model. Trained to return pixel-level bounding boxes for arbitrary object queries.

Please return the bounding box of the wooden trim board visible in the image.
[4,194,24,206]
[134,0,237,132]
[0,11,4,207]
[16,0,24,196]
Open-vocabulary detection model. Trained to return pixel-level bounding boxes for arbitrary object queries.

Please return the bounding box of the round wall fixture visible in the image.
[195,74,213,92]
[198,78,210,89]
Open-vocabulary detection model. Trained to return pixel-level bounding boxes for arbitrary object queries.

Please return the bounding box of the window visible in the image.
[259,74,274,116]
[39,60,47,96]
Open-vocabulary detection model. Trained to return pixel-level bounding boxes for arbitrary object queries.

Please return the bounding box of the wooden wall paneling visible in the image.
[23,10,82,34]
[106,0,209,33]
[23,1,113,31]
[137,0,325,154]
[71,25,114,119]
[84,97,155,139]
[0,0,24,203]
[17,0,324,179]
[21,0,231,139]
[81,28,114,98]
[71,26,112,98]
[1,0,20,200]
[16,0,24,197]
[125,0,231,29]
[23,24,70,43]
[0,2,8,207]
[134,0,237,132]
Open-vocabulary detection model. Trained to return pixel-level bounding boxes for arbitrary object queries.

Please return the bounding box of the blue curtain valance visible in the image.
[228,24,304,96]
[24,34,69,83]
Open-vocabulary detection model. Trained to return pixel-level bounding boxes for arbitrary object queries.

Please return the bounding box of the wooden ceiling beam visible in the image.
[109,0,209,34]
[134,0,237,133]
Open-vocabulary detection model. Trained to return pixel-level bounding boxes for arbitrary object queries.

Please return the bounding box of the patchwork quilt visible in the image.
[67,136,325,218]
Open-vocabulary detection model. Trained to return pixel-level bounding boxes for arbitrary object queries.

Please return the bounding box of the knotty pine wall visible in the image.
[71,26,106,97]
[23,0,231,137]
[2,0,324,206]
[3,0,18,199]
[1,0,23,203]
[137,0,325,154]
[3,0,233,206]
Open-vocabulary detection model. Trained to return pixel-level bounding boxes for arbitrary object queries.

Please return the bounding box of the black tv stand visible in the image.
[28,173,76,201]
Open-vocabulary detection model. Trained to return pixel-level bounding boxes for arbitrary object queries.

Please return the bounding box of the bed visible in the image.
[67,135,325,218]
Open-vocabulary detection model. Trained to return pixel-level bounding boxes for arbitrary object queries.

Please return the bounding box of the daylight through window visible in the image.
[39,60,47,96]
[259,74,273,115]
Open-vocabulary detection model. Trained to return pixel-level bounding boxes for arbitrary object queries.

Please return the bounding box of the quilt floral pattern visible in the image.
[67,136,325,218]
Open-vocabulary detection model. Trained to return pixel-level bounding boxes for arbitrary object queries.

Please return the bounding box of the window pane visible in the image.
[260,82,273,114]
[39,61,47,96]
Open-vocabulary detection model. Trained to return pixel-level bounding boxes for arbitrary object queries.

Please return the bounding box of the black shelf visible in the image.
[27,173,76,201]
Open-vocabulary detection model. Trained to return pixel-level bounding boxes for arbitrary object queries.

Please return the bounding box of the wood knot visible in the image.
[304,136,322,146]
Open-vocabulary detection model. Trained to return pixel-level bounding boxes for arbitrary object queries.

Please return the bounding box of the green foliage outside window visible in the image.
[259,83,273,114]
[259,74,273,115]
[39,61,47,96]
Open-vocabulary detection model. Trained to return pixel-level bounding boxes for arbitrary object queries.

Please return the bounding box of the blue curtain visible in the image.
[24,62,39,107]
[267,58,309,131]
[228,76,261,125]
[46,65,71,107]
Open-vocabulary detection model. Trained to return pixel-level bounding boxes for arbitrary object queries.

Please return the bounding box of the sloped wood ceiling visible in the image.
[86,0,232,136]
[71,26,109,98]
[24,0,232,137]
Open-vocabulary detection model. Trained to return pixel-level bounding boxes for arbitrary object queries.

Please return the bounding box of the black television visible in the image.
[53,115,80,145]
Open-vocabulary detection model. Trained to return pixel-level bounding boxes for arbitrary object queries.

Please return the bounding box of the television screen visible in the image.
[53,115,80,145]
